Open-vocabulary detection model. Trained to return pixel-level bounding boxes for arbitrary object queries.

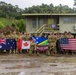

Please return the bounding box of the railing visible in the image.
[36,24,60,34]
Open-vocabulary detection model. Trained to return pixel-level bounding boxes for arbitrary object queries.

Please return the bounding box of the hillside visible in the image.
[0,18,13,25]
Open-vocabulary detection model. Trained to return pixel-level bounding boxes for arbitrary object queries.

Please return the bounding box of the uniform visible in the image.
[28,34,36,55]
[0,33,5,39]
[48,33,57,55]
[62,32,68,54]
[67,34,74,38]
[67,32,74,54]
[11,32,18,53]
[29,41,36,55]
[62,32,68,38]
[56,33,63,54]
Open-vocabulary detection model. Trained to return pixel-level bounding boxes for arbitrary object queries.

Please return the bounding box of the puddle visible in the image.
[5,61,42,69]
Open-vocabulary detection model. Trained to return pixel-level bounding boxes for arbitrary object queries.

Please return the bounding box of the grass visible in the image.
[0,18,26,26]
[0,18,13,25]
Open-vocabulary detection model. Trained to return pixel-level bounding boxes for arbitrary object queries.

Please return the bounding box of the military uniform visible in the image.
[62,31,68,38]
[67,32,74,54]
[11,32,18,53]
[56,33,63,54]
[67,34,74,38]
[48,33,57,55]
[0,33,5,39]
[62,32,68,54]
[28,33,36,55]
[29,41,36,55]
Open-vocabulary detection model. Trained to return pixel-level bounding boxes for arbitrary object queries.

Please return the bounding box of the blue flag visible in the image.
[32,36,49,45]
[0,39,16,50]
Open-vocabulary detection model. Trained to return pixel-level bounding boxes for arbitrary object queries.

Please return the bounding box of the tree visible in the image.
[19,19,26,32]
[74,0,76,6]
[11,19,26,32]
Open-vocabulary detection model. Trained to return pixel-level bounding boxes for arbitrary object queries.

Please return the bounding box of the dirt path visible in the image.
[0,54,76,75]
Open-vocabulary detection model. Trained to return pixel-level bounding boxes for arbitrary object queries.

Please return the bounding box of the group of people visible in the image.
[0,31,74,55]
[48,31,74,55]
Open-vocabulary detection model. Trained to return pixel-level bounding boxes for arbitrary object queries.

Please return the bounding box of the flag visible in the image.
[32,36,49,45]
[18,39,22,50]
[18,39,30,50]
[36,45,48,52]
[60,38,76,50]
[0,39,6,44]
[0,39,16,50]
[22,41,30,49]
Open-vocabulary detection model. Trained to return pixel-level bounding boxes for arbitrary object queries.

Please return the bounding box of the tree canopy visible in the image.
[0,1,76,19]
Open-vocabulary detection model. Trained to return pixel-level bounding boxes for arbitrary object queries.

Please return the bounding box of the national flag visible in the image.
[60,38,76,50]
[0,39,6,44]
[18,39,30,50]
[32,36,49,45]
[22,41,30,49]
[36,45,48,52]
[0,39,16,50]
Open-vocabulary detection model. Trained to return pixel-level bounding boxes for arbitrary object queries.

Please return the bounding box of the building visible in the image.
[22,13,76,34]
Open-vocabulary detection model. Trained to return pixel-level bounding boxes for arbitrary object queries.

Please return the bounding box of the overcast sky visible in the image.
[1,0,74,9]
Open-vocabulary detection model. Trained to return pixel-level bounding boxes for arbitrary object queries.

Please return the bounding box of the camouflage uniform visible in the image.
[0,33,5,39]
[67,32,74,54]
[28,34,36,55]
[56,33,63,54]
[67,32,74,38]
[29,41,36,55]
[62,31,68,38]
[48,32,57,55]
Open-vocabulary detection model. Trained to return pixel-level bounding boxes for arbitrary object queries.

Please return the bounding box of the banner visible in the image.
[60,38,76,50]
[0,38,16,50]
[36,45,48,52]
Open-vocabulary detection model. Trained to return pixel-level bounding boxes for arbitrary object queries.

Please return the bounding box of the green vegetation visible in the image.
[0,18,13,25]
[0,21,5,29]
[11,19,26,32]
[0,1,76,19]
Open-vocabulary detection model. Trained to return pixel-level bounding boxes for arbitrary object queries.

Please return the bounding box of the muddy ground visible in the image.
[0,54,76,75]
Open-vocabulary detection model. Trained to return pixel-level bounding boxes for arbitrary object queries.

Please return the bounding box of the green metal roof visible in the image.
[22,13,76,16]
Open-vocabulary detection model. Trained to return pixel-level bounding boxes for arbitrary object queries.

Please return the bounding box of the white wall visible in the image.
[59,16,76,33]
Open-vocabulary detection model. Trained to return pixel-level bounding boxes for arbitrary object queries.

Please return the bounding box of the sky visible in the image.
[1,0,74,9]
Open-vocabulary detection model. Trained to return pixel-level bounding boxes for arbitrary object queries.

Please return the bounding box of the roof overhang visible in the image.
[22,13,76,16]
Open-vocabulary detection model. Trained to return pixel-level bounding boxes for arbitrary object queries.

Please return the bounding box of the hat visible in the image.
[18,71,26,75]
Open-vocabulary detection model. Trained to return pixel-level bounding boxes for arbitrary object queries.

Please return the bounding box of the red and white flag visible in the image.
[60,38,76,50]
[22,41,30,49]
[18,39,30,50]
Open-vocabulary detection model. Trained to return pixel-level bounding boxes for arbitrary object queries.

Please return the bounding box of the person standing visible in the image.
[48,32,57,55]
[12,31,18,53]
[56,32,63,54]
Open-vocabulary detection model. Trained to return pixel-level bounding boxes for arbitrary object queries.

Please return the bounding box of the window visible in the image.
[32,18,36,28]
[38,18,42,28]
[64,17,76,23]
